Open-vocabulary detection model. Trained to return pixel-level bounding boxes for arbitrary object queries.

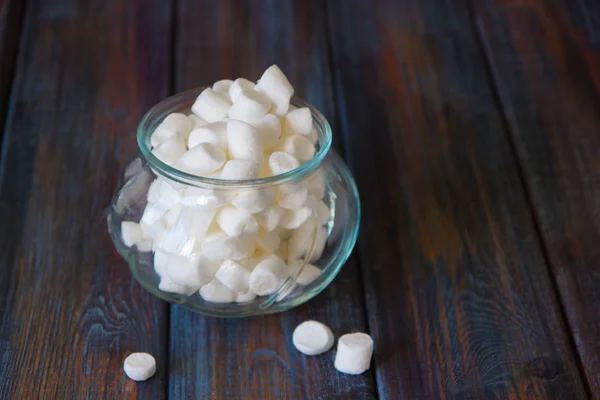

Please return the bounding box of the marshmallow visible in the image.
[255,113,281,149]
[277,189,308,210]
[121,221,142,247]
[201,235,254,261]
[289,261,322,285]
[158,274,199,295]
[255,229,281,253]
[292,321,334,356]
[150,113,193,147]
[268,152,300,176]
[152,132,186,165]
[175,142,226,176]
[228,90,271,123]
[155,222,192,255]
[188,114,207,128]
[306,169,326,200]
[254,205,285,232]
[334,333,374,375]
[287,220,321,261]
[306,128,318,145]
[220,160,261,180]
[229,78,256,102]
[140,219,166,242]
[199,280,235,303]
[136,239,153,252]
[150,125,177,148]
[275,240,289,260]
[213,79,234,93]
[215,259,251,293]
[227,120,263,163]
[191,88,231,123]
[164,203,183,228]
[235,289,257,303]
[309,227,327,262]
[153,250,170,278]
[180,206,217,240]
[255,65,294,116]
[249,256,287,295]
[231,188,275,213]
[124,353,156,381]
[239,254,267,271]
[216,206,259,237]
[280,206,313,230]
[188,121,228,151]
[282,135,315,162]
[283,107,313,136]
[167,253,216,288]
[316,198,330,225]
[180,186,226,210]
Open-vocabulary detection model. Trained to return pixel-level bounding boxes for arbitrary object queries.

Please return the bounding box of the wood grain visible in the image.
[327,0,587,398]
[474,0,600,395]
[169,1,375,399]
[0,0,25,144]
[0,1,171,398]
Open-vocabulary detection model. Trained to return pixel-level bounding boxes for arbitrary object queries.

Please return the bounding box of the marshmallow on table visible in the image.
[254,205,285,232]
[228,89,271,123]
[215,259,251,293]
[229,78,256,102]
[201,234,254,262]
[227,120,263,163]
[334,333,374,375]
[175,142,226,176]
[188,121,228,151]
[121,221,142,247]
[268,152,300,176]
[220,160,261,180]
[199,280,235,303]
[283,107,313,136]
[255,113,281,149]
[216,206,259,237]
[249,255,287,295]
[124,353,156,381]
[282,135,315,162]
[191,88,231,123]
[232,188,275,214]
[288,261,322,285]
[277,188,308,210]
[152,132,186,165]
[292,321,334,356]
[255,65,294,117]
[255,229,281,253]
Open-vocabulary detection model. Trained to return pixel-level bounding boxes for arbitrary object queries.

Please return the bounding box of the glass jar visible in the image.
[107,87,360,317]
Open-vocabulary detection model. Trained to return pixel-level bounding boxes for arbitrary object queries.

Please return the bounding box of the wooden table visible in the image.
[1,0,599,398]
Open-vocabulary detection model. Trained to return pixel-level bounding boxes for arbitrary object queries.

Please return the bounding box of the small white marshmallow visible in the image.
[121,221,142,248]
[277,188,308,210]
[255,229,281,253]
[255,113,282,149]
[254,205,285,232]
[215,259,251,293]
[220,160,261,180]
[201,235,254,261]
[282,134,315,161]
[229,78,256,102]
[188,121,228,151]
[289,261,322,285]
[191,88,231,123]
[124,353,156,381]
[227,120,263,163]
[231,188,275,213]
[175,142,226,176]
[255,65,294,116]
[152,132,186,165]
[213,79,234,93]
[199,280,235,303]
[249,255,288,296]
[216,206,259,237]
[228,89,271,123]
[283,107,313,136]
[334,333,374,375]
[268,152,300,176]
[292,321,334,356]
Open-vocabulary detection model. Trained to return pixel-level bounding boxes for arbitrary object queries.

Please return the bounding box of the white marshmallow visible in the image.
[166,253,216,288]
[215,259,251,293]
[140,219,166,242]
[306,169,326,199]
[180,186,225,210]
[229,78,256,102]
[255,113,281,149]
[228,90,271,123]
[254,205,285,231]
[316,198,330,225]
[275,240,289,260]
[155,222,192,255]
[249,256,288,296]
[216,206,259,237]
[152,132,186,165]
[153,250,170,278]
[283,107,313,136]
[236,289,257,303]
[175,142,226,176]
[280,206,313,230]
[282,135,315,161]
[255,65,294,117]
[310,226,327,262]
[121,221,142,247]
[268,152,300,176]
[292,321,334,356]
[150,125,177,148]
[158,275,199,295]
[227,120,263,163]
[306,128,318,145]
[239,254,267,271]
[278,228,294,240]
[199,280,235,303]
[150,113,193,147]
[136,239,153,252]
[124,353,156,381]
[287,219,321,261]
[201,235,254,261]
[191,88,231,123]
[188,114,207,128]
[289,261,322,285]
[231,188,275,213]
[220,160,261,180]
[334,333,374,375]
[255,229,281,253]
[164,203,183,228]
[277,189,308,210]
[213,79,234,93]
[180,206,217,240]
[188,121,228,151]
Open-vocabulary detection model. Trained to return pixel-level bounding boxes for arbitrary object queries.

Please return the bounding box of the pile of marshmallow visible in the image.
[120,65,330,304]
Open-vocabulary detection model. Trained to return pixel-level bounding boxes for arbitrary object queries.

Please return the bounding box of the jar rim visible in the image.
[137,87,333,188]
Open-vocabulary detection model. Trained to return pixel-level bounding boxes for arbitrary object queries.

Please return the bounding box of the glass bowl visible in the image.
[107,87,360,317]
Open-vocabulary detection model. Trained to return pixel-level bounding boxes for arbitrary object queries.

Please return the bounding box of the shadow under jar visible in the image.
[107,87,360,317]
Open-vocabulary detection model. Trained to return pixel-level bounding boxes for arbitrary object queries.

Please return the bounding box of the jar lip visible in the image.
[137,87,333,188]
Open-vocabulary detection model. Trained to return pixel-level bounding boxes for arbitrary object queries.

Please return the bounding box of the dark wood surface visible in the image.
[0,0,599,399]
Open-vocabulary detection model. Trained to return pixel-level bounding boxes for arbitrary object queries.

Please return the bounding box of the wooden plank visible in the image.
[0,0,25,142]
[327,0,588,398]
[0,1,171,398]
[473,0,600,395]
[169,1,376,398]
